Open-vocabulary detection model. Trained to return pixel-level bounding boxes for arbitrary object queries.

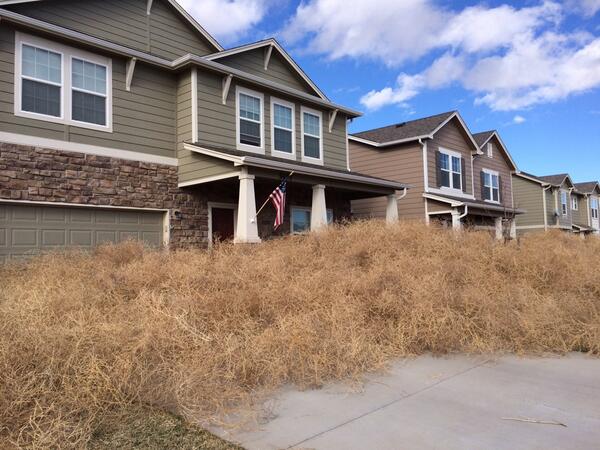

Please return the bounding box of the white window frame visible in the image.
[571,196,578,211]
[486,142,493,158]
[591,197,599,220]
[301,106,324,165]
[15,32,113,132]
[482,168,500,204]
[439,147,463,193]
[236,86,264,154]
[270,97,296,160]
[290,206,333,234]
[560,190,568,216]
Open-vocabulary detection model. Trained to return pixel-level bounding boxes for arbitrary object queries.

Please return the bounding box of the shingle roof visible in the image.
[472,131,495,147]
[538,174,570,185]
[351,111,456,143]
[574,182,600,193]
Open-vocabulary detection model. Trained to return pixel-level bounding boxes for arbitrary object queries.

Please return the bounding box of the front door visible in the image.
[591,197,599,230]
[211,207,235,243]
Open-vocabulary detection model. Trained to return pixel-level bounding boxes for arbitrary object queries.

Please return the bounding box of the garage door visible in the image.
[0,203,165,263]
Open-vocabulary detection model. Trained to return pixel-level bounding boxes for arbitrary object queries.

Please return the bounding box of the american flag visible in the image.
[269,178,287,230]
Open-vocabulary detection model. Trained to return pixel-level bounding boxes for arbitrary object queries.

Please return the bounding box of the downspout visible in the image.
[459,205,469,219]
[419,138,430,224]
[397,187,408,201]
[542,184,552,231]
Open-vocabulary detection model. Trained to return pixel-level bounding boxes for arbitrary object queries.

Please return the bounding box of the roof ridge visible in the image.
[351,110,456,136]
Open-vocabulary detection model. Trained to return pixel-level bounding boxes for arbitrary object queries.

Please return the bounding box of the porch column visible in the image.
[451,208,462,230]
[311,184,328,231]
[234,169,261,244]
[509,219,517,239]
[386,194,399,224]
[495,217,503,240]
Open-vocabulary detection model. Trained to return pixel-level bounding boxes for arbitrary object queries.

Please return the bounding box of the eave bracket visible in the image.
[147,0,154,15]
[126,57,137,91]
[328,109,338,133]
[222,74,233,105]
[264,44,273,71]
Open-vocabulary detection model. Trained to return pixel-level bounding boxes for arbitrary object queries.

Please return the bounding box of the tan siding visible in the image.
[349,141,424,220]
[215,49,318,96]
[428,118,474,194]
[555,183,573,228]
[572,193,588,226]
[0,27,176,158]
[513,175,545,227]
[195,71,348,171]
[427,199,453,213]
[473,137,513,207]
[546,189,556,226]
[8,0,216,59]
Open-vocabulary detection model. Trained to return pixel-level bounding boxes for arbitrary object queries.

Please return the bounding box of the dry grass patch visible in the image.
[1,221,599,447]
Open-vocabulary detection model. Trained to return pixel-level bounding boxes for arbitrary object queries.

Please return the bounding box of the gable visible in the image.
[5,0,219,59]
[214,47,322,97]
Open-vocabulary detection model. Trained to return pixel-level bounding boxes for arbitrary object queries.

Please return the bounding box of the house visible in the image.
[573,182,600,234]
[0,0,407,262]
[512,172,577,235]
[349,111,523,238]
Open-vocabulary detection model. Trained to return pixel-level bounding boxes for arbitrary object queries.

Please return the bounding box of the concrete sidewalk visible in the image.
[213,354,600,450]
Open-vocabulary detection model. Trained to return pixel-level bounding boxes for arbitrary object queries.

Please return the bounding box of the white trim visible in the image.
[430,112,481,153]
[345,119,351,172]
[177,171,241,187]
[236,86,265,154]
[514,172,550,186]
[477,131,519,171]
[15,32,113,132]
[207,202,237,247]
[205,39,328,101]
[264,44,273,70]
[427,209,454,216]
[270,96,296,160]
[349,134,432,148]
[300,106,324,165]
[146,0,153,15]
[560,189,568,216]
[0,131,177,165]
[486,142,493,158]
[482,168,500,204]
[421,139,429,193]
[328,109,338,133]
[222,74,232,105]
[191,67,198,142]
[125,57,136,91]
[571,195,579,211]
[426,188,475,200]
[437,147,463,192]
[423,193,463,207]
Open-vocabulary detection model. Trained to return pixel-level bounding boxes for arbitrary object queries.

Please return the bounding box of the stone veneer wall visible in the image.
[0,142,208,249]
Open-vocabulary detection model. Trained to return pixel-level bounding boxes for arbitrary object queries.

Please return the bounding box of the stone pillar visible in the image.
[451,208,462,230]
[509,219,517,239]
[495,217,503,240]
[311,184,328,231]
[234,169,261,244]
[386,194,399,224]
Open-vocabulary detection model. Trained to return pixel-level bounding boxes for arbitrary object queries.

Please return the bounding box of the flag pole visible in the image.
[251,171,294,223]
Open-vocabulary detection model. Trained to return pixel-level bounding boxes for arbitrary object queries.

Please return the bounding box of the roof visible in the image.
[0,0,224,52]
[352,111,455,143]
[205,38,328,101]
[574,182,600,194]
[185,143,409,191]
[538,173,572,186]
[472,130,518,171]
[349,111,481,152]
[515,171,549,185]
[423,193,526,215]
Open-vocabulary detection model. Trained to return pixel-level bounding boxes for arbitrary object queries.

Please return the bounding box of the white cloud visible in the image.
[284,0,600,112]
[513,115,526,124]
[178,0,268,44]
[568,0,600,17]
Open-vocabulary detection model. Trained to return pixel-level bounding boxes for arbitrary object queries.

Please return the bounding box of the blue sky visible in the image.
[180,0,600,182]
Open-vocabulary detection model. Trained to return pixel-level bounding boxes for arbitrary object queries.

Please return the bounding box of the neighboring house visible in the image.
[0,0,406,262]
[512,172,576,235]
[573,182,600,235]
[349,111,523,238]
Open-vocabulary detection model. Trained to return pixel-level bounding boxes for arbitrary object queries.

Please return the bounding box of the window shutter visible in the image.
[461,157,467,192]
[498,175,503,203]
[436,151,442,188]
[480,171,486,199]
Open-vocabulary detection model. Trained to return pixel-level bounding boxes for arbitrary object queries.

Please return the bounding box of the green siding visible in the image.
[513,175,545,227]
[572,193,588,226]
[0,26,177,159]
[7,0,216,59]
[215,48,319,97]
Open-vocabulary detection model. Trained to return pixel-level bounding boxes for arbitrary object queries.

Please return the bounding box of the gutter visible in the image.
[349,134,433,148]
[542,184,552,231]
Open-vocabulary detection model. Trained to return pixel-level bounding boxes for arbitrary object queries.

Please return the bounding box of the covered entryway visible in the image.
[0,202,166,263]
[208,202,236,245]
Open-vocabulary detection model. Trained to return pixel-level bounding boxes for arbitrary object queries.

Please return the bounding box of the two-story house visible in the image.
[573,182,600,235]
[512,172,576,235]
[349,111,522,238]
[0,0,407,261]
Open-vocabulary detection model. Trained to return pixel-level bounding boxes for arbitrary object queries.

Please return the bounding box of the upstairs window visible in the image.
[560,190,568,216]
[482,170,500,203]
[236,87,264,152]
[438,149,462,191]
[486,142,493,158]
[15,32,112,132]
[301,107,323,164]
[571,196,578,211]
[271,98,295,159]
[591,198,599,220]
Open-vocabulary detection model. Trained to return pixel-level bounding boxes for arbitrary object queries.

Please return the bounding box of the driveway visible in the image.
[213,354,600,450]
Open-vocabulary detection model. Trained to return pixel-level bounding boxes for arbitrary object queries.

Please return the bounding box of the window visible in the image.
[271,98,295,159]
[571,196,578,211]
[482,170,500,202]
[291,207,333,234]
[236,87,264,152]
[560,191,568,216]
[438,149,462,191]
[487,142,493,158]
[591,198,599,220]
[301,107,323,164]
[15,32,112,131]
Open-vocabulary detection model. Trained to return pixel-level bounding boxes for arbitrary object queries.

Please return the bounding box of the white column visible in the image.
[311,184,328,231]
[386,194,399,224]
[451,208,462,230]
[495,217,503,240]
[234,169,261,244]
[509,219,517,239]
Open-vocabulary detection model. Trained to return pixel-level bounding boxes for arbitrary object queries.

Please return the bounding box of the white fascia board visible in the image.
[514,172,551,186]
[431,111,482,154]
[422,193,464,208]
[347,134,432,148]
